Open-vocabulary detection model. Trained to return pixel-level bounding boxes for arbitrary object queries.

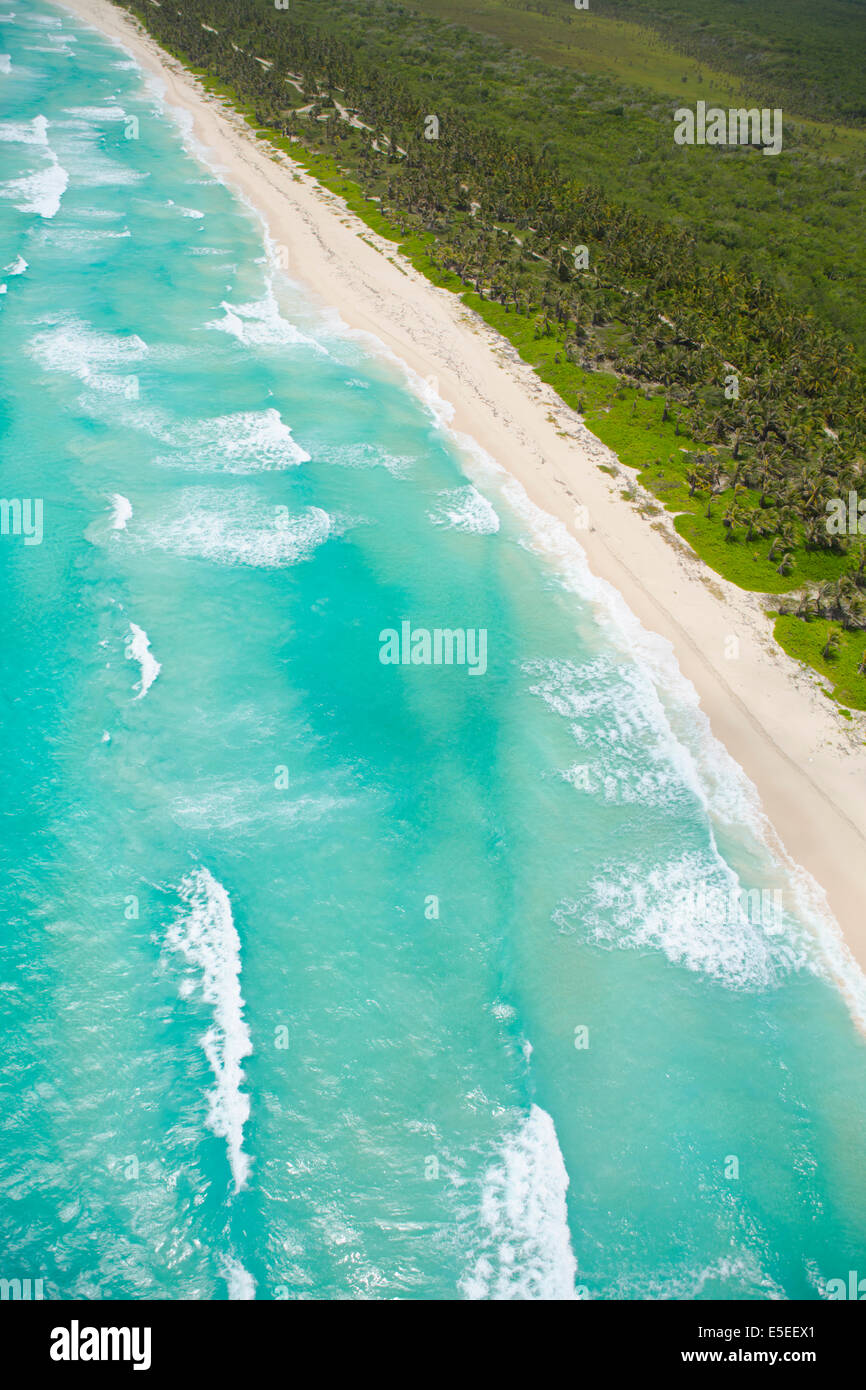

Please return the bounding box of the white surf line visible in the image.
[461,1104,581,1300]
[108,492,132,529]
[126,621,160,699]
[168,868,253,1195]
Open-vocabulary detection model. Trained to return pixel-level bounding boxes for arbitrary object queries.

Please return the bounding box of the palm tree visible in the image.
[822,627,842,661]
[686,465,709,498]
[796,589,817,619]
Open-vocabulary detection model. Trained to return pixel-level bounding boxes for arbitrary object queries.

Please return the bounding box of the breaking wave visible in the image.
[167,869,253,1194]
[460,1105,579,1300]
[139,489,337,568]
[125,622,160,701]
[428,484,500,534]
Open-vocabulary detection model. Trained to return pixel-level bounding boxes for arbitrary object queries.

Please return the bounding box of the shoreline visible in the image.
[55,0,866,983]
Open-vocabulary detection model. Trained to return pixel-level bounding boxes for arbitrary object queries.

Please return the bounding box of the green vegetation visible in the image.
[118,0,866,706]
[401,0,866,127]
[775,615,866,712]
[601,0,866,127]
[398,0,741,101]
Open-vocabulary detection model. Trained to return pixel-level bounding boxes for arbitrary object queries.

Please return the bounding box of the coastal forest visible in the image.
[119,0,866,708]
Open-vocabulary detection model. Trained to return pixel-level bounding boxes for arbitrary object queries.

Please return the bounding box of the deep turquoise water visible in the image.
[1,2,866,1301]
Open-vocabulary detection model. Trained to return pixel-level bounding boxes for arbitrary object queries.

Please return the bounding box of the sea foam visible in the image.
[64,105,127,122]
[0,114,48,144]
[320,439,416,478]
[29,318,148,395]
[428,484,500,534]
[554,849,812,991]
[156,407,310,471]
[22,44,73,57]
[168,869,253,1194]
[31,317,148,373]
[206,290,326,354]
[126,622,160,700]
[460,1105,579,1300]
[1,150,68,217]
[108,494,132,530]
[142,489,336,568]
[527,655,694,811]
[222,1255,256,1300]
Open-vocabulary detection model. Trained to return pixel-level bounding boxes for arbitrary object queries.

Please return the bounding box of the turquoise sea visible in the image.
[2,2,866,1300]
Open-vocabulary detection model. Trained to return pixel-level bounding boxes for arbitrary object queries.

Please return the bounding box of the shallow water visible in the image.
[1,2,865,1300]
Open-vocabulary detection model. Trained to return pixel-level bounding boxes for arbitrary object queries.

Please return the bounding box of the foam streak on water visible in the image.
[427,484,499,534]
[461,1106,579,1301]
[126,622,160,700]
[167,870,253,1195]
[1,146,67,216]
[108,493,132,530]
[222,1254,256,1300]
